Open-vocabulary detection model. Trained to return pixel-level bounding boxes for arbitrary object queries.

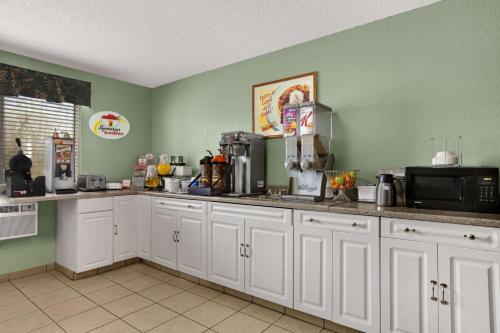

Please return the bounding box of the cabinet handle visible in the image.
[352,222,357,227]
[464,234,475,240]
[172,231,176,242]
[240,243,244,257]
[404,227,416,233]
[113,225,117,235]
[430,280,438,301]
[187,205,193,209]
[245,244,250,258]
[440,283,449,305]
[175,231,180,243]
[308,218,315,222]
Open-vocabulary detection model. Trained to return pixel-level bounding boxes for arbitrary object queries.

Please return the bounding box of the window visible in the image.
[0,95,79,183]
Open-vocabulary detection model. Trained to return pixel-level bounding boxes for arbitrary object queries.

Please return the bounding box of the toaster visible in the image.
[77,175,106,191]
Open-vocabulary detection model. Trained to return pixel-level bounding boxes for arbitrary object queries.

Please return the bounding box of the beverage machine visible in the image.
[44,137,77,194]
[283,101,334,201]
[219,131,265,196]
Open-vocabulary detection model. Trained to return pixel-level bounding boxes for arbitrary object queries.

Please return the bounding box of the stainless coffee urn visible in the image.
[219,131,265,196]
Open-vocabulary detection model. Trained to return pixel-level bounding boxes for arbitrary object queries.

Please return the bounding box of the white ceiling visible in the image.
[0,0,440,88]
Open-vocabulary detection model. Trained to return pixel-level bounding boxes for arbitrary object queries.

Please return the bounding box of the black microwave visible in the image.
[405,166,499,213]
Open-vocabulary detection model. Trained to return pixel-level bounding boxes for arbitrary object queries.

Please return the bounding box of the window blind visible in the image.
[0,95,79,183]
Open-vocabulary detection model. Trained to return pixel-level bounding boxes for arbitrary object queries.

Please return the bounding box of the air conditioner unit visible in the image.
[0,203,37,240]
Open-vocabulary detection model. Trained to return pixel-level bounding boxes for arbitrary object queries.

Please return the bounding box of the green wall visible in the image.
[151,0,500,185]
[0,50,151,275]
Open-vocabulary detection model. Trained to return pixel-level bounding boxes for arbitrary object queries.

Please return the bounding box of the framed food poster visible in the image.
[252,72,317,138]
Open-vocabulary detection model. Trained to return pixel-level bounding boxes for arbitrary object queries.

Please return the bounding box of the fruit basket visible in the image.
[325,170,359,202]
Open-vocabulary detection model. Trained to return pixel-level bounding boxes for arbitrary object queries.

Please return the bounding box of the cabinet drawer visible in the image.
[153,198,205,214]
[294,210,378,235]
[381,217,500,252]
[209,203,291,225]
[77,197,114,214]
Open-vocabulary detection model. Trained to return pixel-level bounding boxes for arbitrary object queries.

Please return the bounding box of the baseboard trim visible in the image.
[1,262,56,282]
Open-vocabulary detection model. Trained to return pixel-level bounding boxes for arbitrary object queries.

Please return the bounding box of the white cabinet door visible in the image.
[151,207,177,269]
[332,232,379,333]
[77,210,114,272]
[113,196,137,262]
[244,218,293,307]
[294,225,333,320]
[381,238,438,333]
[136,195,152,260]
[207,214,245,291]
[438,245,500,333]
[177,211,207,279]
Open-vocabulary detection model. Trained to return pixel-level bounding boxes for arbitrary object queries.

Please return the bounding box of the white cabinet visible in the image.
[207,212,245,291]
[77,210,114,272]
[381,218,500,333]
[332,232,379,333]
[245,218,293,306]
[151,198,207,279]
[294,210,380,332]
[208,203,293,307]
[57,197,115,273]
[136,195,152,260]
[114,196,137,262]
[438,246,500,333]
[151,207,177,269]
[294,225,333,319]
[381,238,438,333]
[177,211,207,278]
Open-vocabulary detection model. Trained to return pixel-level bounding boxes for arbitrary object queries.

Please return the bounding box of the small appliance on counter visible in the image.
[3,138,45,198]
[77,175,106,191]
[283,102,334,201]
[219,131,265,196]
[44,137,77,194]
[405,166,499,213]
[376,174,397,207]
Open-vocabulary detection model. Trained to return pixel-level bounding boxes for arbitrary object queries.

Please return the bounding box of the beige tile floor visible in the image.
[0,263,335,333]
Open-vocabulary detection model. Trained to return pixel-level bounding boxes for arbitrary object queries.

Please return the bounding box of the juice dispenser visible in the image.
[44,137,77,194]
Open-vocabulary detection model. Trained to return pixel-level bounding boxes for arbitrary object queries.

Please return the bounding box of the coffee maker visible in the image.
[44,138,77,194]
[3,138,45,198]
[283,101,334,201]
[219,131,265,196]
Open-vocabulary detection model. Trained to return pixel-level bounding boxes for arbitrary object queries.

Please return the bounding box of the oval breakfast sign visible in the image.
[89,111,130,139]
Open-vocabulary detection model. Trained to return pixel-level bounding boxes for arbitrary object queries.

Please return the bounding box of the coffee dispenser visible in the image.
[219,131,265,196]
[283,102,334,201]
[44,138,77,194]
